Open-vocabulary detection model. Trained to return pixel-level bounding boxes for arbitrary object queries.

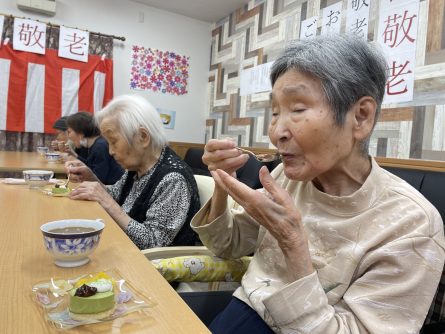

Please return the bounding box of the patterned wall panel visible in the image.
[206,0,445,161]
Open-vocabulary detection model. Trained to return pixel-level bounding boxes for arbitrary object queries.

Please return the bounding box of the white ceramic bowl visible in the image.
[40,219,105,267]
[45,152,61,163]
[23,170,54,188]
[37,146,49,155]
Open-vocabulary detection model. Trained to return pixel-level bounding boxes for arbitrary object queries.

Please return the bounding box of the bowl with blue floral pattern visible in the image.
[40,219,105,267]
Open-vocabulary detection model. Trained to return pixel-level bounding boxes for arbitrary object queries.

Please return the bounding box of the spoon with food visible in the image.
[236,147,281,162]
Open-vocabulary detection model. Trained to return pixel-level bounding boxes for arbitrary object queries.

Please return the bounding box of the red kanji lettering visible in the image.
[383,10,417,48]
[19,23,45,48]
[63,33,87,56]
[386,60,412,95]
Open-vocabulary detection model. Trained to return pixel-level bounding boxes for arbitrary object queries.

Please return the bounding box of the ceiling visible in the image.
[131,0,250,22]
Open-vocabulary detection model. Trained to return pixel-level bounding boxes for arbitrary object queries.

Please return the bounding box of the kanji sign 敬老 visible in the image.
[59,26,89,63]
[346,0,370,39]
[13,18,46,55]
[385,53,415,103]
[377,0,420,104]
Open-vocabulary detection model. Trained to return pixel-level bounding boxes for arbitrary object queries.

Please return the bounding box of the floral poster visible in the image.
[130,46,189,95]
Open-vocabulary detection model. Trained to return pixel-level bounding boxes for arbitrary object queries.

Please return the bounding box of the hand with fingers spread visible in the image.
[212,166,313,280]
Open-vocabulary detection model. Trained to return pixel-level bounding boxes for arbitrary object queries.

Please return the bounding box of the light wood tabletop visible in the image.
[0,182,210,334]
[0,151,66,174]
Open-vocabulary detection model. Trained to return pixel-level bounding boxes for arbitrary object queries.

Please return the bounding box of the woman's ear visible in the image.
[352,96,377,141]
[138,127,151,148]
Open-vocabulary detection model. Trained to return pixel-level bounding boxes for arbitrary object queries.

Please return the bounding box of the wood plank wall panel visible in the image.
[206,0,445,162]
[169,141,445,172]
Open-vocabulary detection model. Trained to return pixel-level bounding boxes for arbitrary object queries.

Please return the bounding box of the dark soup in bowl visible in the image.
[49,227,96,234]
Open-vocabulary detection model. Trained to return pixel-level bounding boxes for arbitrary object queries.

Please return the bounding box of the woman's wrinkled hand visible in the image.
[203,139,249,176]
[64,160,97,183]
[211,166,314,280]
[211,166,304,249]
[69,181,111,204]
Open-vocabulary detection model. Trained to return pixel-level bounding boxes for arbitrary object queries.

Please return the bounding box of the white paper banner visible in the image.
[384,52,416,104]
[240,62,274,96]
[346,0,370,39]
[377,0,420,55]
[13,18,46,55]
[321,2,342,35]
[300,16,318,40]
[0,16,4,47]
[59,26,89,63]
[378,0,420,104]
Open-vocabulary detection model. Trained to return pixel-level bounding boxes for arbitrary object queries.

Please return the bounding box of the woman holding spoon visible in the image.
[191,34,445,334]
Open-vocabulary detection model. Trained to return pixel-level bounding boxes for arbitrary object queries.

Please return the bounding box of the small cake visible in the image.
[69,273,115,320]
[52,184,70,195]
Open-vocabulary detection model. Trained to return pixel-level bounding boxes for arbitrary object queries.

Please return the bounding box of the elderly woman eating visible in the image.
[67,95,200,249]
[191,34,445,333]
[66,111,124,185]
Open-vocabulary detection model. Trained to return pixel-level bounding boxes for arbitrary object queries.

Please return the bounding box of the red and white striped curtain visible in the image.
[0,17,114,151]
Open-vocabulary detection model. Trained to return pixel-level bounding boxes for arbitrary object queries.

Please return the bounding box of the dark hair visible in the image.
[66,112,101,138]
[270,34,388,153]
[52,116,68,131]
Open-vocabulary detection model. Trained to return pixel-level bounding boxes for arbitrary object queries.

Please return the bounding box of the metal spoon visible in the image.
[56,170,70,188]
[236,147,281,162]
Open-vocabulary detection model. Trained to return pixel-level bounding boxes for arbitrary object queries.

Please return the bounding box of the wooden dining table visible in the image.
[0,151,66,174]
[0,182,210,334]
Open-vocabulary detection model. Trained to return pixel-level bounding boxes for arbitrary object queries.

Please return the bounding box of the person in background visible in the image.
[66,111,124,185]
[51,116,88,161]
[66,95,200,249]
[52,116,69,146]
[192,34,445,333]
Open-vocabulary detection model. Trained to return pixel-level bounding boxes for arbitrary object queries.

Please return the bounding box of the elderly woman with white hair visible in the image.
[66,95,200,249]
[193,34,445,333]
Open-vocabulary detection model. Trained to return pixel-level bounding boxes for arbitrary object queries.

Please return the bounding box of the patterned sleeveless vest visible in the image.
[117,146,200,246]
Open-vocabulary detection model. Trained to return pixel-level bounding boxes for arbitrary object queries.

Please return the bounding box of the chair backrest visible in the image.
[142,245,215,260]
[184,147,211,176]
[194,175,215,208]
[382,166,445,327]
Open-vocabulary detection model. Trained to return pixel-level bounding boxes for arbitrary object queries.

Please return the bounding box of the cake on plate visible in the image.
[69,272,116,320]
[51,184,71,196]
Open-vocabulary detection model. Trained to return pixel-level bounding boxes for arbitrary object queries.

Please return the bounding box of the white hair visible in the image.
[95,95,168,151]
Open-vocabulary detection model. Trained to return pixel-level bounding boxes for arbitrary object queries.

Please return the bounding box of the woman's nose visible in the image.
[272,117,291,141]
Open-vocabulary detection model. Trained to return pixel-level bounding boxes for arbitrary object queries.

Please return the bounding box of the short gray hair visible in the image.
[270,34,387,153]
[95,95,168,152]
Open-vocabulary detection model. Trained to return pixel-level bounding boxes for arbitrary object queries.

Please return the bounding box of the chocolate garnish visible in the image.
[74,284,97,297]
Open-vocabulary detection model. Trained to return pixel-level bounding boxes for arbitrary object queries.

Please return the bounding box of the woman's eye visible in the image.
[293,109,306,113]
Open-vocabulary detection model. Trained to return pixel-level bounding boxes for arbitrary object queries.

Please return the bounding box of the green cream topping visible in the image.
[69,289,115,314]
[52,187,70,194]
